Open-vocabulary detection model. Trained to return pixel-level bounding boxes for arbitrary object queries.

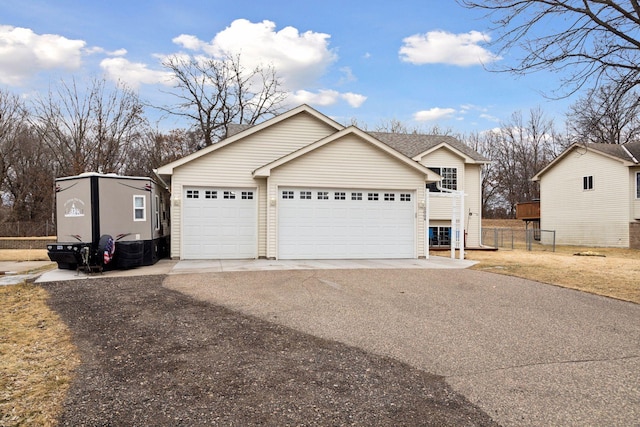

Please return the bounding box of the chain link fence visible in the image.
[482,227,556,251]
[0,221,56,237]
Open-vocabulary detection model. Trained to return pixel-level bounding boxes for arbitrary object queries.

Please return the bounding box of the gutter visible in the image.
[152,169,171,192]
[621,145,639,164]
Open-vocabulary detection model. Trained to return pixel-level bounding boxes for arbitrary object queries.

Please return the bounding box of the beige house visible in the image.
[532,142,640,248]
[156,105,488,260]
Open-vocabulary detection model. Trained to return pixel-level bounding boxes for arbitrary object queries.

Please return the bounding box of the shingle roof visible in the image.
[586,142,640,163]
[368,132,489,162]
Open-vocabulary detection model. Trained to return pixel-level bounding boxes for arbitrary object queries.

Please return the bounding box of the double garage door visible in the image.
[278,188,415,259]
[183,187,416,259]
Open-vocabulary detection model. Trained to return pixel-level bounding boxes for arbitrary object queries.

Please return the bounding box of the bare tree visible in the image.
[457,0,640,96]
[31,78,148,176]
[125,128,202,177]
[161,53,287,147]
[567,83,640,144]
[3,126,55,223]
[0,90,28,197]
[469,107,562,217]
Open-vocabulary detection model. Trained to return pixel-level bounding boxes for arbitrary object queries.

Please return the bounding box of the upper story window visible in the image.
[636,172,640,199]
[583,175,594,191]
[133,195,146,221]
[427,167,457,192]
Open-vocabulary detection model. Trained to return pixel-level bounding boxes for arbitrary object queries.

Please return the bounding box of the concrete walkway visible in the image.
[34,256,476,283]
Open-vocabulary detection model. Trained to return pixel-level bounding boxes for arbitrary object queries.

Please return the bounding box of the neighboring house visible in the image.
[532,142,640,249]
[156,105,488,260]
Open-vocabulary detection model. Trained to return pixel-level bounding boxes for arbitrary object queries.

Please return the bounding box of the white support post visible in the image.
[425,188,430,260]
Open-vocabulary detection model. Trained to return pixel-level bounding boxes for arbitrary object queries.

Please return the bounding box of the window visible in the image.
[186,189,199,199]
[224,191,236,199]
[637,172,640,199]
[583,175,593,190]
[242,191,254,200]
[317,191,329,200]
[368,192,379,201]
[427,167,457,192]
[133,195,146,221]
[384,193,395,201]
[429,227,451,247]
[205,190,217,199]
[351,192,362,201]
[400,193,411,201]
[154,195,160,230]
[282,190,294,199]
[300,191,312,200]
[334,192,346,200]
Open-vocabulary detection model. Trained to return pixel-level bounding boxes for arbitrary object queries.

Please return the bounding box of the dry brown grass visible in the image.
[0,283,80,426]
[0,249,50,262]
[468,245,640,304]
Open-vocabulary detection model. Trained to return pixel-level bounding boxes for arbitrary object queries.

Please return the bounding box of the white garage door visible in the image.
[278,188,415,259]
[182,187,256,259]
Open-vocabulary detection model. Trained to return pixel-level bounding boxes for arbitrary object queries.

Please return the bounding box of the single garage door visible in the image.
[278,188,415,259]
[183,187,256,259]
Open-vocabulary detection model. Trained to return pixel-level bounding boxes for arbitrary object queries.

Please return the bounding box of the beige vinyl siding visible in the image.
[540,149,630,247]
[266,134,427,258]
[464,164,483,247]
[169,112,338,259]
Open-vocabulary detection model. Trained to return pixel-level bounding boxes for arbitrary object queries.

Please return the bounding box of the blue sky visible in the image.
[0,0,577,134]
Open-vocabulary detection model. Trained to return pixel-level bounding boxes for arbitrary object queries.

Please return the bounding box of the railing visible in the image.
[516,201,540,220]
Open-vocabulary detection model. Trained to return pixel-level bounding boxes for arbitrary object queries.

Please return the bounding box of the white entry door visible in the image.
[182,187,256,259]
[278,188,415,259]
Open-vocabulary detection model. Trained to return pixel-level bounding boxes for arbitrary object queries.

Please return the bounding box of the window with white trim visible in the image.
[224,191,236,199]
[300,191,312,200]
[154,195,160,230]
[427,167,457,192]
[133,195,146,221]
[400,193,411,201]
[384,193,395,201]
[368,192,379,201]
[317,191,329,200]
[282,190,294,199]
[351,192,362,200]
[429,227,451,247]
[583,175,593,190]
[186,189,199,199]
[334,192,346,200]
[242,191,253,200]
[637,172,640,199]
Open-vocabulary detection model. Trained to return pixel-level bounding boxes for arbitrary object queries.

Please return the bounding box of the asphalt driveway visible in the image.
[164,269,640,427]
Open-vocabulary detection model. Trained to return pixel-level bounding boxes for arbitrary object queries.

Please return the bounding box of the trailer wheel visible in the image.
[97,235,115,265]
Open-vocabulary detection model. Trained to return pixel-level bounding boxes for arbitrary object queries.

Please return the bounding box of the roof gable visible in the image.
[533,142,639,181]
[253,126,439,181]
[156,104,344,175]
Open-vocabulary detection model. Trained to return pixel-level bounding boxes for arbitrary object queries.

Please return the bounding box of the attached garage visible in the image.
[182,187,257,259]
[278,188,415,259]
[156,105,478,261]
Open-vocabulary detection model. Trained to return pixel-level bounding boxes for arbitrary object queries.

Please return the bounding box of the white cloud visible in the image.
[100,57,175,88]
[341,92,367,108]
[413,107,457,122]
[0,25,85,85]
[399,30,501,66]
[174,19,337,89]
[479,113,500,122]
[289,89,366,108]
